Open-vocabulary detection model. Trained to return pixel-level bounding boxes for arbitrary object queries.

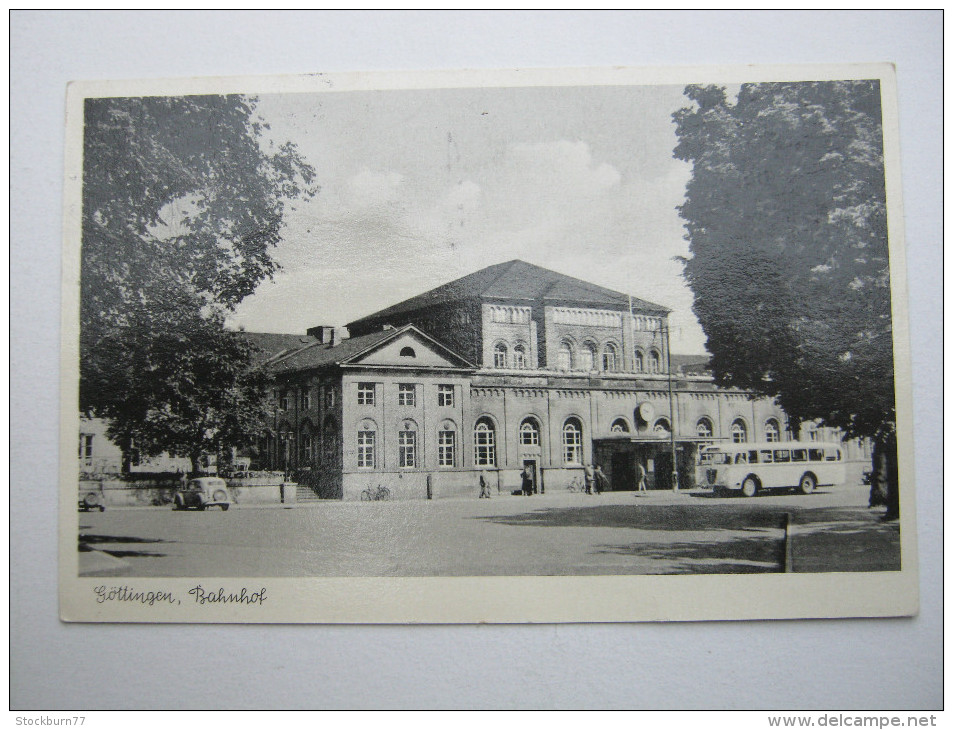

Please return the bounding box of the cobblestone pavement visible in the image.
[77,484,900,577]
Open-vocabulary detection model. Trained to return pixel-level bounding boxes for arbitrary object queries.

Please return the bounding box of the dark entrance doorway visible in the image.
[610,452,636,491]
[522,459,539,494]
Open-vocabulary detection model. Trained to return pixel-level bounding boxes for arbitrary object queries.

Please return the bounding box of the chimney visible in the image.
[306,325,336,344]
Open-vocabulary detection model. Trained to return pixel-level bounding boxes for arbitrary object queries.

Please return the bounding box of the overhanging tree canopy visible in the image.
[672,80,894,440]
[80,94,316,468]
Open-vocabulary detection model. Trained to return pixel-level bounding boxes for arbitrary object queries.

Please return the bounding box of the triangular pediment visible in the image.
[345,326,474,369]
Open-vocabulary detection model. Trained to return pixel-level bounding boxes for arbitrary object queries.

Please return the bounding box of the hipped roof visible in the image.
[347,259,670,328]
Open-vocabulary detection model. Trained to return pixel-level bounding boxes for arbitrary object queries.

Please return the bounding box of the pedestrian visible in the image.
[636,461,647,493]
[521,466,534,496]
[584,463,595,494]
[479,470,492,499]
[594,465,609,494]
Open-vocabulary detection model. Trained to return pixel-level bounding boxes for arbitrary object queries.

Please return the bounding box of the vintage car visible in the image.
[173,477,232,511]
[78,484,106,512]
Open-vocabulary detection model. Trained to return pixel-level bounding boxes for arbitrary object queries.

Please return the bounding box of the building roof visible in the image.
[267,324,475,375]
[347,259,670,328]
[240,332,319,365]
[670,354,712,375]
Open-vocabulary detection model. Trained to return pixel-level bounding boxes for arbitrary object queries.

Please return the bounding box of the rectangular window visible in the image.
[437,385,454,407]
[398,383,416,407]
[302,391,311,410]
[760,450,774,464]
[324,387,335,409]
[808,448,825,462]
[357,383,376,406]
[280,393,290,411]
[398,430,417,468]
[357,430,375,468]
[773,449,791,463]
[438,430,456,467]
[792,449,807,462]
[747,450,760,464]
[78,434,94,462]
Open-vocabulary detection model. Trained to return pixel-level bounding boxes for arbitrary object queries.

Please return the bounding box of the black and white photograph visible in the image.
[13,9,941,714]
[60,64,916,623]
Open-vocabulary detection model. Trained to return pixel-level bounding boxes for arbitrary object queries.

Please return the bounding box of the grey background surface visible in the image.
[11,10,941,710]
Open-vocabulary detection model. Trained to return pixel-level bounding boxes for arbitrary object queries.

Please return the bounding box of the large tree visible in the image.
[81,94,316,471]
[673,80,899,518]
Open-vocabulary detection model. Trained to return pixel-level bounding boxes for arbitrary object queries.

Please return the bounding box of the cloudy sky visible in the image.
[229,82,706,353]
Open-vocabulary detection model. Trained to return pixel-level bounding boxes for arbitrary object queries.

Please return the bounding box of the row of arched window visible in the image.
[491,338,665,373]
[716,417,782,444]
[606,415,782,443]
[492,341,530,369]
[281,414,784,469]
[476,416,584,467]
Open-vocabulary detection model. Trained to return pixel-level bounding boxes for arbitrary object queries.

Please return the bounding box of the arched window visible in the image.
[519,418,540,446]
[557,341,573,371]
[648,349,661,374]
[731,418,748,444]
[323,415,338,462]
[696,417,714,439]
[764,418,781,443]
[437,420,456,468]
[579,342,596,371]
[399,346,416,358]
[633,349,644,373]
[562,418,582,465]
[513,343,528,369]
[601,343,618,372]
[474,417,496,466]
[398,419,418,468]
[610,418,630,433]
[356,419,376,469]
[300,422,315,466]
[493,342,508,369]
[653,417,671,435]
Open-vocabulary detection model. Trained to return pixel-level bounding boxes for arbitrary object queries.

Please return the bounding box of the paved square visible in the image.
[78,484,900,577]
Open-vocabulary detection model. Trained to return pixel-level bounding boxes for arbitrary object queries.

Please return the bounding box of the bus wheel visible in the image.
[741,477,759,497]
[799,473,817,495]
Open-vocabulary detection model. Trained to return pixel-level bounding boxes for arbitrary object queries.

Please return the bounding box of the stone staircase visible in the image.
[295,483,323,503]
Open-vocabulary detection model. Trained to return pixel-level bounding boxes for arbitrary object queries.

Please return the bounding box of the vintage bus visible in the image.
[699,442,846,497]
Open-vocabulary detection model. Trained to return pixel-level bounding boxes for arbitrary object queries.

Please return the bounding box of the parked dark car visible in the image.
[173,477,231,511]
[78,484,106,512]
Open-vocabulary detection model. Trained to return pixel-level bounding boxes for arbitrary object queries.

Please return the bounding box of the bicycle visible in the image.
[566,476,585,493]
[361,484,391,501]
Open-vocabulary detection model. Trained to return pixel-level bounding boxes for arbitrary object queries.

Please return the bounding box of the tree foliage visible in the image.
[80,94,316,467]
[673,81,894,441]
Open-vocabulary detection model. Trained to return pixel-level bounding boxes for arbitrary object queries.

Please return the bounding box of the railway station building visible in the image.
[260,260,801,500]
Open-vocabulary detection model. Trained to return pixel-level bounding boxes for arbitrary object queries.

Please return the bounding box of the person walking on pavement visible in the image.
[636,461,647,494]
[584,463,595,494]
[594,465,609,495]
[479,470,492,499]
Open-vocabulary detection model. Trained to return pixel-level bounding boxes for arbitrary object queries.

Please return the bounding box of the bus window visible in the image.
[792,449,807,462]
[734,453,747,464]
[747,450,759,464]
[808,448,824,462]
[825,448,841,461]
[760,450,773,463]
[774,449,791,463]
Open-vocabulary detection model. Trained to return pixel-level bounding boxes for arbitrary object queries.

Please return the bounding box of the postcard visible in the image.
[60,64,916,623]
